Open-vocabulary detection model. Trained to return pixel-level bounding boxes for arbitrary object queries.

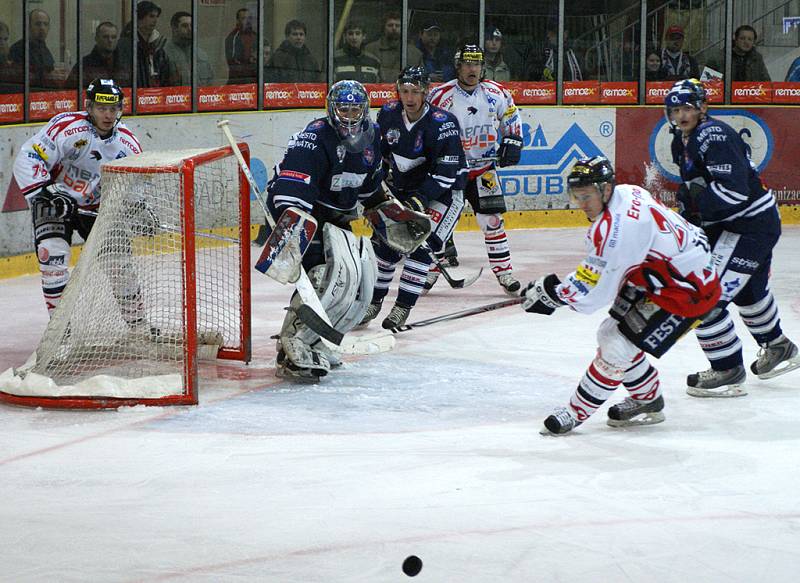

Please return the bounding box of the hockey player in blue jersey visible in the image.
[667,78,799,397]
[264,80,430,381]
[359,66,467,329]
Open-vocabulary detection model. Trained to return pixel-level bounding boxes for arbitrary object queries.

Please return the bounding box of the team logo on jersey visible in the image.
[413,132,423,154]
[336,144,346,162]
[73,139,88,149]
[90,150,102,161]
[432,110,448,122]
[115,151,127,159]
[308,119,325,130]
[467,106,478,115]
[480,173,497,191]
[386,128,400,145]
[32,143,49,161]
[363,146,375,165]
[575,263,600,287]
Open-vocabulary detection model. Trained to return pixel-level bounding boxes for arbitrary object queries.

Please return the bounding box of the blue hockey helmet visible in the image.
[664,78,707,124]
[326,80,373,153]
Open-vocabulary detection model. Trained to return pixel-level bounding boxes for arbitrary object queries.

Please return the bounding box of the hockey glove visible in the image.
[498,135,523,167]
[521,274,566,315]
[364,197,431,255]
[127,198,161,237]
[397,191,427,214]
[30,184,78,221]
[676,180,704,227]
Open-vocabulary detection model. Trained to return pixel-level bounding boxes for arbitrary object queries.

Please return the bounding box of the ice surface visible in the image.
[2,228,800,582]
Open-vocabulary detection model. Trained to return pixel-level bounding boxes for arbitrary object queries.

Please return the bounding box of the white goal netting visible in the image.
[0,146,251,408]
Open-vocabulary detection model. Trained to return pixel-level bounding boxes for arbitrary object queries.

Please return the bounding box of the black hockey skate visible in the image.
[607,396,665,427]
[382,302,412,329]
[540,407,582,435]
[686,365,747,398]
[750,335,800,380]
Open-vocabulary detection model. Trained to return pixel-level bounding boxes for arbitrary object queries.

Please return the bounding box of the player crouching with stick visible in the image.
[521,156,721,435]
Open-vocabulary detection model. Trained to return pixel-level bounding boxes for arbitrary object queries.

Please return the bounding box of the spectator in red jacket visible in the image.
[225,8,257,85]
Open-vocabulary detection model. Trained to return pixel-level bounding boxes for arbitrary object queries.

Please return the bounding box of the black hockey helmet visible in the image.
[454,43,484,68]
[664,78,708,127]
[397,66,430,91]
[85,78,124,128]
[567,155,615,205]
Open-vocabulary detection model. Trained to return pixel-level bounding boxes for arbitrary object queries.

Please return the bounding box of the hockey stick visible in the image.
[218,119,344,346]
[339,297,524,352]
[426,244,483,289]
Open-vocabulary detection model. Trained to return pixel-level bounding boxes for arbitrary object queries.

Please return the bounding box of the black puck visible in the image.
[402,555,423,577]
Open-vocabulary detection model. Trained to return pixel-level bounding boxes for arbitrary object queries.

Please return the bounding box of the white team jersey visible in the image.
[557,184,719,319]
[14,111,142,207]
[427,79,521,170]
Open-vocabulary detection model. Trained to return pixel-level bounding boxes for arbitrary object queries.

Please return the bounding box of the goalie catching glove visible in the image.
[364,194,431,255]
[521,274,566,315]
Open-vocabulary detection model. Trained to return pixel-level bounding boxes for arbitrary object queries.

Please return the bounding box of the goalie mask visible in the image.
[326,80,374,154]
[85,78,124,133]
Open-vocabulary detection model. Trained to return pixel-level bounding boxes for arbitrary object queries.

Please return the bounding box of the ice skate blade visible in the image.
[607,411,665,428]
[755,358,800,380]
[539,425,576,436]
[686,384,747,398]
[275,364,326,383]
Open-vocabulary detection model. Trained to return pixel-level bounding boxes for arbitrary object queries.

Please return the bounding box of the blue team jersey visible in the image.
[671,116,777,233]
[267,117,383,217]
[377,101,467,206]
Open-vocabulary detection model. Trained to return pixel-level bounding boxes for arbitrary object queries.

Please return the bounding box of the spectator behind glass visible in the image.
[786,54,800,82]
[364,12,421,83]
[9,9,57,90]
[164,12,213,86]
[528,17,583,81]
[483,26,516,82]
[659,25,699,81]
[225,8,256,85]
[731,25,770,82]
[333,21,381,83]
[414,21,454,82]
[66,22,129,89]
[118,1,170,87]
[0,20,20,94]
[645,47,665,81]
[266,19,323,82]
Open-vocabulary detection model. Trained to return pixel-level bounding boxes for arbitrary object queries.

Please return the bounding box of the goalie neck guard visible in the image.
[326,80,374,154]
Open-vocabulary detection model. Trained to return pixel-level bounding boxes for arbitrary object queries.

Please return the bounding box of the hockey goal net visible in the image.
[0,145,251,408]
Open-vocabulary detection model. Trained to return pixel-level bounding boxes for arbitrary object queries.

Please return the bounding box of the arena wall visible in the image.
[2,106,799,277]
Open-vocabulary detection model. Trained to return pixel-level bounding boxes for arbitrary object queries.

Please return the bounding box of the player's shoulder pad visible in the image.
[302,118,330,135]
[481,80,505,96]
[44,111,91,141]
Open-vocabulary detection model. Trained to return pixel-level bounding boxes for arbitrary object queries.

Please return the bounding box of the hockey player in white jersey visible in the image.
[521,156,721,435]
[427,43,524,293]
[13,78,144,317]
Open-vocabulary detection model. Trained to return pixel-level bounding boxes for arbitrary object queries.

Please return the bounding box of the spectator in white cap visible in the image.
[484,26,512,81]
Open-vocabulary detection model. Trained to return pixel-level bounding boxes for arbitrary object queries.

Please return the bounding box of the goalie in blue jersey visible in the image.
[262,80,430,381]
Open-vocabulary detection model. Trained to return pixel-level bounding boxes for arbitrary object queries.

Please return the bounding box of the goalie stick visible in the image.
[338,297,524,353]
[218,120,345,347]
